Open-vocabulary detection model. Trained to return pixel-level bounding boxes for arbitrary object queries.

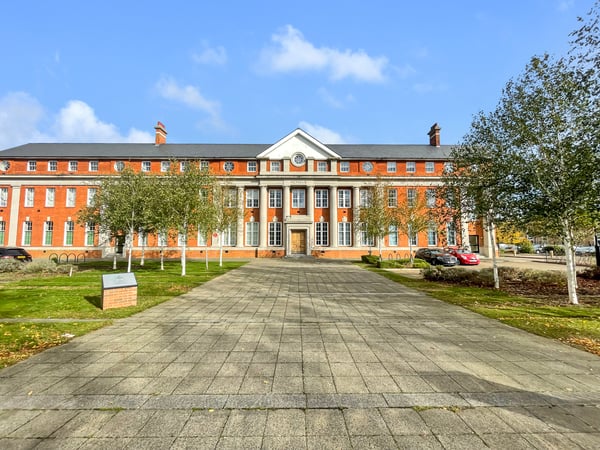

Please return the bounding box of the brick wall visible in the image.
[101,286,137,310]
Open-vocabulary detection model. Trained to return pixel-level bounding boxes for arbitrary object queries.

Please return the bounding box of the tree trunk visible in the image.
[562,221,579,305]
[127,228,133,273]
[487,215,500,289]
[219,232,224,267]
[160,248,164,271]
[181,238,187,276]
[112,254,117,270]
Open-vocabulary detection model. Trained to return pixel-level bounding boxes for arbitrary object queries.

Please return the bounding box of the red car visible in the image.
[448,248,480,265]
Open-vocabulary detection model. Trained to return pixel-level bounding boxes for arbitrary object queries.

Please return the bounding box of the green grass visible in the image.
[0,259,245,367]
[369,266,600,355]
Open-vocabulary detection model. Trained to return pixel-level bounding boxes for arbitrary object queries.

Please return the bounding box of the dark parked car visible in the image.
[0,247,33,262]
[415,248,458,266]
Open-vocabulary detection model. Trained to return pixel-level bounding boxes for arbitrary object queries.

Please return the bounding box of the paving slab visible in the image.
[1,257,599,448]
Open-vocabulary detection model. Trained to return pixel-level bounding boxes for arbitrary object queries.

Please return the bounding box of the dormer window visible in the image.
[270,161,281,172]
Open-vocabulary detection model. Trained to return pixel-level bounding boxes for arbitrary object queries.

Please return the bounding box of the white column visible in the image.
[259,186,268,248]
[283,185,290,220]
[236,186,244,247]
[353,186,361,247]
[8,185,21,246]
[306,185,314,222]
[330,186,338,248]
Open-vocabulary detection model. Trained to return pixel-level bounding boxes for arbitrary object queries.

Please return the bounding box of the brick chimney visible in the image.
[154,121,167,145]
[428,123,441,147]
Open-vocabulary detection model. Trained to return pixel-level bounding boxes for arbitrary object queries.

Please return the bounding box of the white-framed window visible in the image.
[178,232,187,246]
[27,161,37,172]
[0,188,7,207]
[409,225,418,247]
[24,188,34,207]
[292,189,305,208]
[87,188,97,206]
[64,221,74,246]
[247,161,257,172]
[406,161,416,173]
[269,189,282,208]
[359,189,371,207]
[443,162,454,174]
[317,161,328,172]
[270,161,281,172]
[138,230,148,246]
[66,188,76,207]
[360,224,375,247]
[48,160,58,171]
[161,161,170,172]
[246,222,259,246]
[45,188,55,207]
[447,222,457,247]
[315,189,328,208]
[68,161,78,171]
[425,161,435,173]
[246,189,259,208]
[338,222,352,246]
[158,231,168,247]
[269,222,282,246]
[180,161,189,172]
[85,222,95,246]
[387,161,396,173]
[315,222,329,246]
[89,160,99,172]
[222,225,237,246]
[0,221,5,245]
[407,188,416,207]
[43,221,53,246]
[200,160,209,171]
[338,189,351,208]
[427,224,438,246]
[388,225,398,246]
[426,188,436,208]
[225,188,237,208]
[197,231,207,246]
[388,189,397,207]
[22,221,32,245]
[340,161,350,173]
[141,161,151,172]
[114,161,125,172]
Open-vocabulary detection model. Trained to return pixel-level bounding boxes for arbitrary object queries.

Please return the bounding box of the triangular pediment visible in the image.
[257,129,341,160]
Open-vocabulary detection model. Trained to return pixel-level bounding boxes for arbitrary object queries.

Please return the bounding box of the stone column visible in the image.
[259,185,268,248]
[330,186,338,248]
[353,186,361,247]
[8,185,21,246]
[236,186,244,247]
[283,185,290,220]
[306,185,314,222]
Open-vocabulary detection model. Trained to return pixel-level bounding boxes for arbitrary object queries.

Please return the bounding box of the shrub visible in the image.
[579,267,600,280]
[19,260,78,275]
[543,245,565,256]
[423,266,491,286]
[0,259,24,273]
[518,240,534,254]
[361,255,380,265]
[376,258,430,269]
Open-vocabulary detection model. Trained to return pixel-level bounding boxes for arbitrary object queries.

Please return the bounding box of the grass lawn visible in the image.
[0,259,245,368]
[370,267,600,356]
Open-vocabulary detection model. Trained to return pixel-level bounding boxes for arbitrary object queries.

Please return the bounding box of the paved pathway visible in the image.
[1,258,599,449]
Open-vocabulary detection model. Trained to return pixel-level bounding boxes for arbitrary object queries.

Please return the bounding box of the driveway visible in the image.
[1,258,599,448]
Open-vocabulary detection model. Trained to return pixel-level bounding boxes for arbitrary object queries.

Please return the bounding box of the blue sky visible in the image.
[0,0,592,150]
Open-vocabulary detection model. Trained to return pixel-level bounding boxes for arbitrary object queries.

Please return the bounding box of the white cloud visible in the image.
[557,0,574,12]
[260,25,388,82]
[299,121,348,144]
[317,88,355,109]
[156,76,221,117]
[0,92,152,150]
[192,42,228,65]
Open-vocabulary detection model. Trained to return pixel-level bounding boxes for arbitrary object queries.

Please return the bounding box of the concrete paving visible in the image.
[1,257,599,449]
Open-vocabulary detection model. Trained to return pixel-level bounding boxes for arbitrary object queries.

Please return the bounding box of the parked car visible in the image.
[415,248,458,266]
[532,244,545,254]
[0,247,32,262]
[575,246,595,256]
[447,248,480,265]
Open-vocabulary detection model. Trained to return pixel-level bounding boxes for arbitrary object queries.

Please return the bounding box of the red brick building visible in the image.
[0,123,489,261]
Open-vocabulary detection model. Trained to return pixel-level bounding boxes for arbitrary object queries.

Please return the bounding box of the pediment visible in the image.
[257,129,341,160]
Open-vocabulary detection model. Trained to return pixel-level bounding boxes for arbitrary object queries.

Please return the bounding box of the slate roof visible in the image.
[0,142,454,160]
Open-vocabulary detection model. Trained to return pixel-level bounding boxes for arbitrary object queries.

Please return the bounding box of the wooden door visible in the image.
[291,230,306,254]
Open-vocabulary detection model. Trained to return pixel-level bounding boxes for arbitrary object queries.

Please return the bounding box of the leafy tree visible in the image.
[205,180,241,267]
[449,53,600,303]
[77,167,154,272]
[393,189,433,264]
[355,179,396,259]
[156,161,215,276]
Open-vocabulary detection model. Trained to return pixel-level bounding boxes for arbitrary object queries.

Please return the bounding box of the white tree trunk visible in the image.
[160,248,164,271]
[127,228,133,273]
[219,232,224,267]
[205,246,209,271]
[562,222,579,305]
[487,215,500,289]
[112,254,117,270]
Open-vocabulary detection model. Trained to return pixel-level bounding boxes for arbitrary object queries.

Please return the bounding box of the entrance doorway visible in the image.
[469,235,480,253]
[291,230,307,254]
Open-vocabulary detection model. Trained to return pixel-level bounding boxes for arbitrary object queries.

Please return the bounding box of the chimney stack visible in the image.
[154,121,167,145]
[428,123,441,147]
